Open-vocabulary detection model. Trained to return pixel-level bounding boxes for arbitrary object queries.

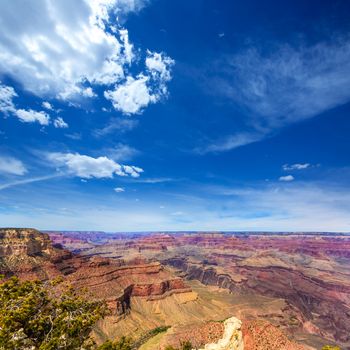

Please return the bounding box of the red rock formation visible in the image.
[46,230,350,348]
[242,320,309,350]
[0,228,191,317]
[160,321,225,349]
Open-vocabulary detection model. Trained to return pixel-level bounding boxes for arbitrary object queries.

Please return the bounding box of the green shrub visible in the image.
[165,340,193,350]
[0,276,107,350]
[180,340,192,350]
[149,326,170,336]
[96,337,133,350]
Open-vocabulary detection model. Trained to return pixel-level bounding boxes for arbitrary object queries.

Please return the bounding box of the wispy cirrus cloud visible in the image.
[133,177,174,184]
[0,174,62,191]
[1,179,350,231]
[201,36,350,153]
[195,132,262,154]
[283,163,311,171]
[93,117,138,137]
[105,143,140,162]
[0,156,27,176]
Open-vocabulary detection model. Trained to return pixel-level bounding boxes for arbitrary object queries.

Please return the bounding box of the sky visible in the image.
[0,0,350,231]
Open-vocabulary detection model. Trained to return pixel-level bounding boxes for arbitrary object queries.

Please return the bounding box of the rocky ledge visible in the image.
[0,228,53,257]
[197,317,243,350]
[0,228,191,316]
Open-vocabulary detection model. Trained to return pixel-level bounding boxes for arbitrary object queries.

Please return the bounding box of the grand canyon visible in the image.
[1,228,349,350]
[2,0,350,349]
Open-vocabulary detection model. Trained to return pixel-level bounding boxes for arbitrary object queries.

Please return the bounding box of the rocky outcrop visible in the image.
[0,228,191,317]
[0,228,75,280]
[242,320,310,350]
[67,259,191,315]
[0,228,52,257]
[160,317,309,350]
[197,317,243,350]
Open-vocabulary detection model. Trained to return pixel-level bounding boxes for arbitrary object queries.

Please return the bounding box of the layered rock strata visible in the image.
[52,231,350,348]
[0,228,191,316]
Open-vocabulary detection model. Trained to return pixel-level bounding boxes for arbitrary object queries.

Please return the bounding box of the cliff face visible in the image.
[0,228,74,280]
[164,253,350,346]
[164,256,350,345]
[0,228,52,257]
[55,231,350,348]
[65,258,191,315]
[0,228,191,317]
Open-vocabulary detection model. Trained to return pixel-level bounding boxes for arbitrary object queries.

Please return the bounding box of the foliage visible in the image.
[165,340,192,350]
[0,276,107,350]
[321,346,341,350]
[96,337,133,350]
[180,341,192,350]
[149,326,170,336]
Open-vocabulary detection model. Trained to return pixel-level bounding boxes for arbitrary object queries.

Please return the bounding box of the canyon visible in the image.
[1,228,349,349]
[0,228,190,318]
[48,230,350,349]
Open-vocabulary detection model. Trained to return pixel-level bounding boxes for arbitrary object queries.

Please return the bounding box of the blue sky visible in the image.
[1,0,350,231]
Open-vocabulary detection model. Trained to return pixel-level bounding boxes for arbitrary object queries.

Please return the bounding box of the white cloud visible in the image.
[0,1,122,98]
[279,175,295,182]
[204,37,350,153]
[113,0,149,16]
[0,83,17,113]
[58,86,97,101]
[15,109,50,125]
[47,152,143,179]
[42,101,53,110]
[283,163,310,171]
[104,75,156,114]
[146,51,174,81]
[114,187,125,192]
[123,165,144,178]
[0,0,173,112]
[53,117,69,128]
[105,51,174,114]
[119,29,134,64]
[0,156,27,176]
[0,82,51,125]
